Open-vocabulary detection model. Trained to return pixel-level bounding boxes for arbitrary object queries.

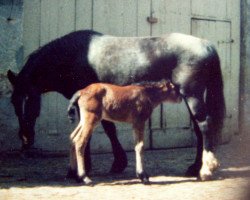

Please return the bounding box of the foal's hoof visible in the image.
[76,175,94,186]
[137,172,150,185]
[110,154,128,173]
[185,164,200,177]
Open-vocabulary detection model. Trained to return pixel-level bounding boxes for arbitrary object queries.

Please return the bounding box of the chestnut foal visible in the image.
[67,80,181,185]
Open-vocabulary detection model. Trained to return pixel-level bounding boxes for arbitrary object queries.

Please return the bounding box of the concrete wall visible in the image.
[0,0,23,150]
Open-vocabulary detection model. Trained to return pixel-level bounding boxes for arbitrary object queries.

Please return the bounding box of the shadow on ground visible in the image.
[1,134,249,190]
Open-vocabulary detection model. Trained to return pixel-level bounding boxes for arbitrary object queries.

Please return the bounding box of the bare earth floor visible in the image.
[0,132,250,200]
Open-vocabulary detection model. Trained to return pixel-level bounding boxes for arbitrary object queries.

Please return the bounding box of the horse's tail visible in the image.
[67,91,81,123]
[206,48,226,146]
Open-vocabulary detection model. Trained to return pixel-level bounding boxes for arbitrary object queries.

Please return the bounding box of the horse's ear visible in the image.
[7,70,17,86]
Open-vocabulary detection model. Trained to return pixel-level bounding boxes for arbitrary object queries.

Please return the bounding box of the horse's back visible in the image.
[88,32,217,85]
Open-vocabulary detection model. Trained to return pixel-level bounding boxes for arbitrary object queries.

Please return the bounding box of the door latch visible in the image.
[147,16,158,24]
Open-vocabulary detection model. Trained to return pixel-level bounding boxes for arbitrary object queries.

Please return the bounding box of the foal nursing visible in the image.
[67,79,181,184]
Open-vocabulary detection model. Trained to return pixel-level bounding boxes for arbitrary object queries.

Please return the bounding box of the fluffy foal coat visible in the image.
[67,80,181,184]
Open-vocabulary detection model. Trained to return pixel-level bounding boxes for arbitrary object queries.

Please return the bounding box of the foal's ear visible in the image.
[7,70,17,86]
[165,81,175,89]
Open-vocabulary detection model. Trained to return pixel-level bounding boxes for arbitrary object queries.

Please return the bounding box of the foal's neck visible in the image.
[144,87,166,107]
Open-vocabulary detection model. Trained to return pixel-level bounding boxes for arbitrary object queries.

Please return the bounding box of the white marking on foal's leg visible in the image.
[135,141,144,175]
[200,150,219,181]
[133,124,149,184]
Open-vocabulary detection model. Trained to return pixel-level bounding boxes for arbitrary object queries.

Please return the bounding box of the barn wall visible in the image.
[0,0,242,153]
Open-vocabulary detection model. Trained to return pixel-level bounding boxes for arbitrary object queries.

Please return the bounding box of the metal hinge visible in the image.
[217,39,234,44]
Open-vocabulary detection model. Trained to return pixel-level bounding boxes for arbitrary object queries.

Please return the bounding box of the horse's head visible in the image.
[7,70,25,116]
[7,70,36,149]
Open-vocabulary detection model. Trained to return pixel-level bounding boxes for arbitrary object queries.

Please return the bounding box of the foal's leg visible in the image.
[133,122,149,184]
[185,96,219,180]
[74,104,92,174]
[101,120,128,173]
[67,123,82,179]
[74,112,98,184]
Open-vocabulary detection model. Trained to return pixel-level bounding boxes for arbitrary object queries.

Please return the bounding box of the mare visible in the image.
[7,30,225,179]
[67,80,182,184]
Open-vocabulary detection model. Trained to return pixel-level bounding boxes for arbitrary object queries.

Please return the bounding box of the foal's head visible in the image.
[141,80,182,104]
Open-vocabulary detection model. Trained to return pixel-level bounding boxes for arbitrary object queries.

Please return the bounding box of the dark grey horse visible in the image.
[8,30,225,180]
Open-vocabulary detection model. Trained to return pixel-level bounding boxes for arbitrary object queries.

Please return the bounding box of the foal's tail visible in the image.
[206,48,226,146]
[67,91,81,123]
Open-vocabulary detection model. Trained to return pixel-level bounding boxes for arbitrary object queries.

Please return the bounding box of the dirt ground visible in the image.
[0,132,250,200]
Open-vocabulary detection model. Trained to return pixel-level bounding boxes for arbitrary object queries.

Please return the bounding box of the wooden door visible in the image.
[149,0,194,149]
[192,19,233,142]
[90,0,151,152]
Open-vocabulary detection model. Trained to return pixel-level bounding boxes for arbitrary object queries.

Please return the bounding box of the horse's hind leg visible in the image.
[133,122,149,184]
[101,120,128,173]
[185,96,219,180]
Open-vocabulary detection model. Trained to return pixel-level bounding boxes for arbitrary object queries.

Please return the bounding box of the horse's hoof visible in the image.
[199,171,213,181]
[110,155,128,173]
[137,172,150,184]
[20,147,43,158]
[21,144,31,151]
[199,164,214,181]
[185,163,201,177]
[66,168,77,179]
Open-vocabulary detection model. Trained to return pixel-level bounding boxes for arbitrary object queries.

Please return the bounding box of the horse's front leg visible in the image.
[185,96,219,180]
[133,122,149,184]
[101,120,128,173]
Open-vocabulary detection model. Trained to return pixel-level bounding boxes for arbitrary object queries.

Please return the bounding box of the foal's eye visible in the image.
[162,86,168,92]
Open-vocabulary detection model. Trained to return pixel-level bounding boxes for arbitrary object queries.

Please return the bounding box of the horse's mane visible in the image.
[19,30,102,78]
